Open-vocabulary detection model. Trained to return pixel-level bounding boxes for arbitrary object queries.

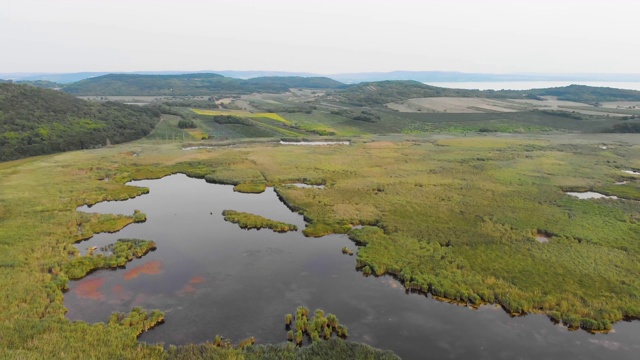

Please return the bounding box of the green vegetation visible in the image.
[166,306,394,359]
[189,96,632,140]
[167,338,399,360]
[330,80,640,106]
[177,119,196,129]
[607,121,640,133]
[205,167,265,185]
[287,306,348,345]
[62,73,344,96]
[210,114,254,125]
[341,246,354,255]
[0,83,161,161]
[331,80,491,106]
[15,80,62,89]
[233,183,267,193]
[222,210,298,232]
[527,84,640,104]
[191,109,315,138]
[193,137,640,332]
[63,238,156,279]
[108,306,165,337]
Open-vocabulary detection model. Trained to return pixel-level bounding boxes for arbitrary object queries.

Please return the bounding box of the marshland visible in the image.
[2,128,640,358]
[3,72,640,359]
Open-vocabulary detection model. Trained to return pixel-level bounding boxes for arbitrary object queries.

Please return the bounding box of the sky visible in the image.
[1,0,638,74]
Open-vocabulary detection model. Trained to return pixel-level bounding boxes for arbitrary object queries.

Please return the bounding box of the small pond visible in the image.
[66,174,640,359]
[566,191,618,200]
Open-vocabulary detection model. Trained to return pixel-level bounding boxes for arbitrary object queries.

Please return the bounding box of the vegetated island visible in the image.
[170,306,386,360]
[284,306,349,345]
[222,210,298,233]
[63,238,157,279]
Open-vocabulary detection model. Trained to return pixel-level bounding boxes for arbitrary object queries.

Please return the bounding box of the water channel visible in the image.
[65,174,640,359]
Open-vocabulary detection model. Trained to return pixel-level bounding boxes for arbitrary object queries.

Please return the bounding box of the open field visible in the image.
[190,109,292,124]
[2,132,640,357]
[386,97,525,113]
[601,101,640,109]
[385,96,640,118]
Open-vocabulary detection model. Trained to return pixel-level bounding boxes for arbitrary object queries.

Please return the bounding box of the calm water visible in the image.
[566,192,618,200]
[66,174,640,359]
[425,81,640,91]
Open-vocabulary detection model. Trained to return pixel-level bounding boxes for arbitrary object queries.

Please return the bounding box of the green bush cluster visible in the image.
[287,307,348,346]
[167,338,398,360]
[108,306,165,336]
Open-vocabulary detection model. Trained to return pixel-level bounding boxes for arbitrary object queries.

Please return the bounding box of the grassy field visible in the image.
[2,132,640,357]
[190,109,292,124]
[189,108,315,139]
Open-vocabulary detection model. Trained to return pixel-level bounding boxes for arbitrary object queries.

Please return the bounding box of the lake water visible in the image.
[425,81,640,91]
[566,192,618,200]
[66,174,640,359]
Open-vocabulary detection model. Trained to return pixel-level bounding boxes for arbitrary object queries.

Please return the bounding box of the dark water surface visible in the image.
[66,174,640,359]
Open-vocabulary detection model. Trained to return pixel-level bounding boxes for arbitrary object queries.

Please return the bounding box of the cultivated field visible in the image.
[386,97,525,113]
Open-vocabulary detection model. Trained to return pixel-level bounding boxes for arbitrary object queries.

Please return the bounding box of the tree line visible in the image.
[0,83,161,161]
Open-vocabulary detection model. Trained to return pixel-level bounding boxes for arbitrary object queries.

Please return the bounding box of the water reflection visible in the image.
[67,174,640,359]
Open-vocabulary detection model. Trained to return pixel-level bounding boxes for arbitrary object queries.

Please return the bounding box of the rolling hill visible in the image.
[0,83,161,161]
[329,80,640,106]
[62,73,345,96]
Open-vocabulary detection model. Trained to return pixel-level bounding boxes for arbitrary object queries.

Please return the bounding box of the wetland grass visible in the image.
[222,210,297,232]
[233,182,266,193]
[3,134,640,357]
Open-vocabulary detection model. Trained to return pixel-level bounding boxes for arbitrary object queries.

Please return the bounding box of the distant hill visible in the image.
[525,84,640,103]
[15,80,62,89]
[4,70,640,85]
[326,71,640,83]
[61,73,345,96]
[330,80,640,106]
[0,72,111,84]
[330,81,491,105]
[0,83,161,161]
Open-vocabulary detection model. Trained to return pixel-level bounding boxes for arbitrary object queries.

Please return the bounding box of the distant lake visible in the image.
[425,81,640,91]
[67,174,640,359]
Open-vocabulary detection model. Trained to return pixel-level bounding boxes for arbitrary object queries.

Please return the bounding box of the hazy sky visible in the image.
[1,0,638,74]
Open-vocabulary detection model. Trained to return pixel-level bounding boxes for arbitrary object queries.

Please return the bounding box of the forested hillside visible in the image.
[331,81,640,106]
[62,73,345,95]
[0,83,160,161]
[331,81,490,105]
